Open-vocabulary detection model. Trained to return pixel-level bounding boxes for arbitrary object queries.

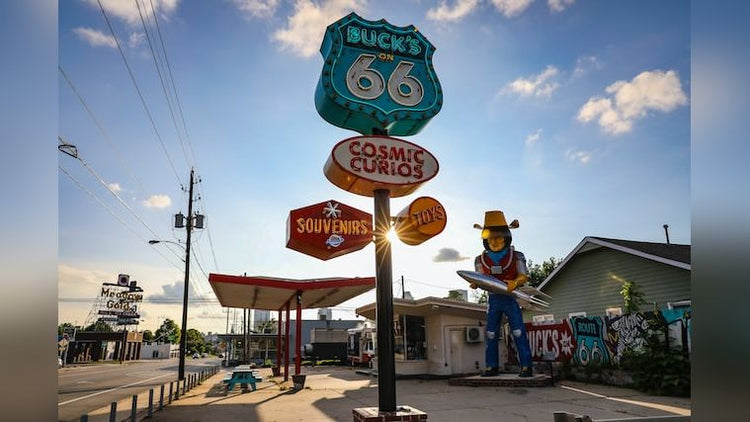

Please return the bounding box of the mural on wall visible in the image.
[571,316,611,365]
[525,320,576,361]
[604,311,661,364]
[661,307,692,352]
[505,307,692,367]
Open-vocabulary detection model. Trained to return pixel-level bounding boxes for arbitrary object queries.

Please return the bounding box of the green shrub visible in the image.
[620,319,690,397]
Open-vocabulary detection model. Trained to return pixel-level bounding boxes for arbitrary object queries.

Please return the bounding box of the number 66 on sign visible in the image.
[315,13,443,136]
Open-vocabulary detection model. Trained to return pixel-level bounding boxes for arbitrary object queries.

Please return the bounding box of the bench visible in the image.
[222,370,261,392]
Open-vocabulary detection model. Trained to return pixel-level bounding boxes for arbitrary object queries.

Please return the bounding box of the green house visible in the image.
[527,237,690,322]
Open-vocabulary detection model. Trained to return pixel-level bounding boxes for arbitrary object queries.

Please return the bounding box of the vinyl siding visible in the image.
[524,247,690,321]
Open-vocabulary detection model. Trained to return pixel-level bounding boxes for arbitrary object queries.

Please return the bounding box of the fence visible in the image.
[553,412,690,422]
[77,364,220,422]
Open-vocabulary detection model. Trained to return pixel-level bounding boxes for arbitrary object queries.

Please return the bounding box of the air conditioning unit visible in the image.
[465,326,484,343]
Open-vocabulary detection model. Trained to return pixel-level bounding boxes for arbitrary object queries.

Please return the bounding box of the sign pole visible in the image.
[374,188,397,411]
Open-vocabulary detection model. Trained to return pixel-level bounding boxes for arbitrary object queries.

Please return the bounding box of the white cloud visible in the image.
[128,32,146,48]
[143,194,172,209]
[573,55,601,78]
[73,27,117,48]
[85,0,179,26]
[107,183,123,192]
[272,0,367,58]
[58,264,111,295]
[504,65,560,98]
[566,149,591,164]
[525,129,542,147]
[577,70,688,135]
[548,0,575,13]
[231,0,280,20]
[490,0,534,18]
[426,0,480,22]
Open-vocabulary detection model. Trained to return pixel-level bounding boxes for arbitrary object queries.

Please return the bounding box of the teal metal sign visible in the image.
[315,13,442,136]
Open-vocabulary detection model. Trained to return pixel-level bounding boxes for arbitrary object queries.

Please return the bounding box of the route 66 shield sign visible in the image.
[315,13,443,136]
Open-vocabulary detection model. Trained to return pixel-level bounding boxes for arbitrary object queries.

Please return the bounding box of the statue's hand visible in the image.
[506,279,517,293]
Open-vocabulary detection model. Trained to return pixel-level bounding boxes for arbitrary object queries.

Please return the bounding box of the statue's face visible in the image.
[487,233,506,252]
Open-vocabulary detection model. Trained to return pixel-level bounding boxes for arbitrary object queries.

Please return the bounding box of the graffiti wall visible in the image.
[506,307,691,366]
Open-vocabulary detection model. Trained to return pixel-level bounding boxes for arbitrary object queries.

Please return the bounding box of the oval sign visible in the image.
[394,196,446,245]
[324,135,439,198]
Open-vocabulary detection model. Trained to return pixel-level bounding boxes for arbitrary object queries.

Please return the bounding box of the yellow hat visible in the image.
[473,210,519,239]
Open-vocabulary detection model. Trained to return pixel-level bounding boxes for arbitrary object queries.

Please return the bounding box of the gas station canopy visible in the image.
[208,273,376,311]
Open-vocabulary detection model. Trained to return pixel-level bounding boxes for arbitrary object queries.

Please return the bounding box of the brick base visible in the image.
[353,406,427,422]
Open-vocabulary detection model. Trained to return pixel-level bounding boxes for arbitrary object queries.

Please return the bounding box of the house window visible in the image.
[605,307,623,317]
[532,314,555,324]
[668,300,691,310]
[568,311,587,318]
[393,314,427,360]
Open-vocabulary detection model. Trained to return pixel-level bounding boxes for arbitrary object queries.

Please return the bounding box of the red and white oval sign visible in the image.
[323,135,439,198]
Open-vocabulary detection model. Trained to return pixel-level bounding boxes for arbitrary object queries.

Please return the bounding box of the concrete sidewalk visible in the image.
[142,366,690,422]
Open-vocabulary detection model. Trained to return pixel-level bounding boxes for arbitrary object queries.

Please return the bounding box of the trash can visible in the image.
[292,374,306,390]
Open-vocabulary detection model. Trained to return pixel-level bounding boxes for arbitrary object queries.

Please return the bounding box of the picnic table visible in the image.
[222,367,263,392]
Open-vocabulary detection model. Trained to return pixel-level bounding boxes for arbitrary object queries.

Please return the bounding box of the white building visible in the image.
[356,296,499,376]
[141,343,178,359]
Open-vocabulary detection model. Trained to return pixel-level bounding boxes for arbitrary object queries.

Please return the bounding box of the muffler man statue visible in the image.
[470,210,533,377]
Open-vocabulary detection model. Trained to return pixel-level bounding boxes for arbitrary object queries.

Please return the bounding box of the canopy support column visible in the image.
[295,291,302,374]
[284,300,291,382]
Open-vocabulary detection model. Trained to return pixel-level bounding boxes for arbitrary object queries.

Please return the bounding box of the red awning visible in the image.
[208,273,375,311]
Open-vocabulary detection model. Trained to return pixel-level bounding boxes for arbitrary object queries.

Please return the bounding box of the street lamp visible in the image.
[149,238,191,382]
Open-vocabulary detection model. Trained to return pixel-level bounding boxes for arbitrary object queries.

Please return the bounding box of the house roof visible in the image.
[208,273,376,311]
[537,236,691,291]
[355,296,486,320]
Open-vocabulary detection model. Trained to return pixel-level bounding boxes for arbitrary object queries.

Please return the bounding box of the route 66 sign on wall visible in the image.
[315,13,443,136]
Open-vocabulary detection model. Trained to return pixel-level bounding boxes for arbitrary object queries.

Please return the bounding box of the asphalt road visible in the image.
[57,358,220,422]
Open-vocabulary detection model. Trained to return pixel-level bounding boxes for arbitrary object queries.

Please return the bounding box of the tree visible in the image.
[142,330,155,343]
[527,257,561,287]
[58,322,75,336]
[471,289,488,305]
[444,290,466,301]
[255,319,277,334]
[620,279,646,313]
[155,318,181,344]
[84,320,113,332]
[185,328,206,354]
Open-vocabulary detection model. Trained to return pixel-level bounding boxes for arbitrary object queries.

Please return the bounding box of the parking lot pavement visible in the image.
[144,366,690,422]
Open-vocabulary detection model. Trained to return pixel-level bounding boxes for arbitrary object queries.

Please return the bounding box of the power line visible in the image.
[96,0,184,189]
[58,136,172,251]
[59,163,185,270]
[135,0,191,168]
[58,65,147,193]
[147,0,198,168]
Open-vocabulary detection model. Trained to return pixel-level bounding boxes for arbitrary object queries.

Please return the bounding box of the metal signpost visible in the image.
[311,13,443,414]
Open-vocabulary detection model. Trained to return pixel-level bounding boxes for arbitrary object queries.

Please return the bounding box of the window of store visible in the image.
[393,314,427,361]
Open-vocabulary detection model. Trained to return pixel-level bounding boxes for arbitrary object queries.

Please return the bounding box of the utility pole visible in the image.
[178,168,195,381]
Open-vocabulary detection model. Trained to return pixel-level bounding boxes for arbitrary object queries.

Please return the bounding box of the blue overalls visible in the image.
[485,292,532,369]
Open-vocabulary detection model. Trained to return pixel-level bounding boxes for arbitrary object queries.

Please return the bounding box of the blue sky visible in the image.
[58,0,690,334]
